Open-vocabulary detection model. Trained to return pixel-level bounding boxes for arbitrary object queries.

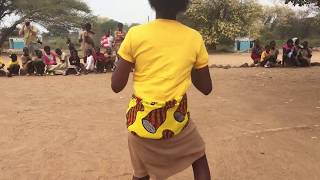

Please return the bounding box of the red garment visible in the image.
[95,52,107,62]
[100,35,112,48]
[42,51,57,65]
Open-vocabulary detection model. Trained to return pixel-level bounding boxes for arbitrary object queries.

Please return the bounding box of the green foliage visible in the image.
[285,0,320,6]
[179,0,263,48]
[260,6,320,45]
[0,0,93,47]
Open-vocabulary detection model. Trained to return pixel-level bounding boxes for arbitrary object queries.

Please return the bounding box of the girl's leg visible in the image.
[192,155,211,180]
[132,175,150,180]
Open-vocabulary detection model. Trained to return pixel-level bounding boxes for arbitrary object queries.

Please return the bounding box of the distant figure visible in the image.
[85,49,95,72]
[42,46,57,75]
[100,29,114,50]
[79,23,95,63]
[297,41,312,67]
[269,41,279,63]
[66,38,76,53]
[19,19,39,56]
[251,40,263,64]
[114,23,126,52]
[282,39,295,66]
[292,38,303,66]
[20,47,34,75]
[260,45,272,67]
[53,48,69,75]
[7,54,20,77]
[95,47,108,73]
[0,55,6,76]
[33,50,46,76]
[67,49,83,75]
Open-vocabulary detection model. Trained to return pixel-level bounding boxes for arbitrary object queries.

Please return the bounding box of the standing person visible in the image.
[80,23,95,63]
[112,0,212,179]
[114,23,126,52]
[298,41,312,67]
[19,19,39,56]
[100,29,114,50]
[251,40,263,65]
[7,54,20,77]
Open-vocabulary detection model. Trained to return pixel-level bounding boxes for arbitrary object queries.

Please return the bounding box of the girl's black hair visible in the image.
[149,0,190,15]
[55,48,62,55]
[287,39,294,44]
[35,50,43,58]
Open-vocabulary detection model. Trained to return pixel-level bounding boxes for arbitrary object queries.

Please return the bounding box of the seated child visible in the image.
[251,40,263,64]
[0,56,6,76]
[85,49,95,72]
[33,50,46,76]
[95,47,108,73]
[282,39,295,66]
[7,54,20,77]
[298,41,312,67]
[105,47,116,71]
[260,45,276,68]
[67,49,83,75]
[42,46,57,75]
[269,41,280,64]
[20,47,34,75]
[53,48,69,75]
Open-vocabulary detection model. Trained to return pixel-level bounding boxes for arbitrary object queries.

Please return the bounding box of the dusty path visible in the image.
[0,67,319,180]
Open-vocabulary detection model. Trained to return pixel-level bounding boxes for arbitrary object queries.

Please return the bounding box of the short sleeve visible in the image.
[194,36,209,69]
[117,29,135,63]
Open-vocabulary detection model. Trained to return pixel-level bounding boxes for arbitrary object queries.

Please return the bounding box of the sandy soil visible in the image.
[0,65,319,180]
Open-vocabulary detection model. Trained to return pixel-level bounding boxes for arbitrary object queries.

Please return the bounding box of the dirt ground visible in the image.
[0,54,320,180]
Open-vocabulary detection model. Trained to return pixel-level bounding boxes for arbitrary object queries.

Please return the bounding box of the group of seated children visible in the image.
[0,43,116,77]
[251,38,312,68]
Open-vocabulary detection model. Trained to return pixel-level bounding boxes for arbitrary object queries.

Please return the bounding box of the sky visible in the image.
[84,0,282,24]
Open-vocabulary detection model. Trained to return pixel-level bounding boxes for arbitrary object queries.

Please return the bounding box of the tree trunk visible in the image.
[0,18,24,48]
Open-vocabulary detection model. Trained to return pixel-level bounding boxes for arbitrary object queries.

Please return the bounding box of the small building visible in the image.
[9,38,25,49]
[234,37,255,52]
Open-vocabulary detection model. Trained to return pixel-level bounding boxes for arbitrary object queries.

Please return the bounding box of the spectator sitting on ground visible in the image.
[53,48,69,75]
[282,39,295,67]
[251,40,263,65]
[0,55,6,76]
[269,41,280,65]
[20,47,34,76]
[42,46,57,75]
[292,38,303,66]
[105,47,116,71]
[260,45,276,68]
[95,47,108,73]
[298,41,312,67]
[33,50,45,76]
[85,49,95,72]
[7,54,20,77]
[67,49,83,76]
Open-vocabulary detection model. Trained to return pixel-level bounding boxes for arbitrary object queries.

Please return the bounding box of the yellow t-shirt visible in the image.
[261,51,270,61]
[118,19,209,102]
[8,60,19,67]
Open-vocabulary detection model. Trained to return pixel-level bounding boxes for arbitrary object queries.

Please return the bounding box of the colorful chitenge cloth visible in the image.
[126,94,190,140]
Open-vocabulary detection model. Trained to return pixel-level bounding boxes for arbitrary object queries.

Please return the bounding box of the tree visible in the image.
[179,0,263,48]
[285,0,320,6]
[0,0,93,47]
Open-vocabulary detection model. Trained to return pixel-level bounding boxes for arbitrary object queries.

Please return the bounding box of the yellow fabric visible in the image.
[126,95,189,139]
[0,59,3,65]
[118,19,209,102]
[261,51,270,61]
[22,26,38,45]
[8,60,19,67]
